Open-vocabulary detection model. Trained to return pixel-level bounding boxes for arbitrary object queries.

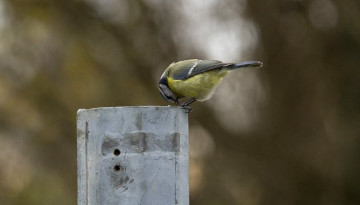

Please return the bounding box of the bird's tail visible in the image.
[226,61,263,70]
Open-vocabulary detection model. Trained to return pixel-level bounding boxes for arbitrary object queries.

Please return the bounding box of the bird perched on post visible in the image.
[158,59,263,112]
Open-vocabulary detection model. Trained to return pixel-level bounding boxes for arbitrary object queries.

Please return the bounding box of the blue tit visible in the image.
[158,59,263,111]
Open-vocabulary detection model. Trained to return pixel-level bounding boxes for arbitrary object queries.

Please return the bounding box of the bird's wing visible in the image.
[170,60,232,80]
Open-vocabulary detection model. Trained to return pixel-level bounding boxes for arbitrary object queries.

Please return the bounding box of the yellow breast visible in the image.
[168,70,228,101]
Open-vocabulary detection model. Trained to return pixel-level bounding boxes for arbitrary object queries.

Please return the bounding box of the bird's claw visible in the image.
[181,106,193,113]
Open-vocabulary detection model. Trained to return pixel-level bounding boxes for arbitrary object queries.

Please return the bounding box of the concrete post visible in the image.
[77,106,189,205]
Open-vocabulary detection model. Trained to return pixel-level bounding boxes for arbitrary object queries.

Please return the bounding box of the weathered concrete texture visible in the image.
[77,106,189,205]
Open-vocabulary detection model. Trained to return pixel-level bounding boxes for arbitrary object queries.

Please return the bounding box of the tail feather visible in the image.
[226,61,263,70]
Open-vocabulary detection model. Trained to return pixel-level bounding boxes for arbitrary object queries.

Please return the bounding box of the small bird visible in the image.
[158,59,263,112]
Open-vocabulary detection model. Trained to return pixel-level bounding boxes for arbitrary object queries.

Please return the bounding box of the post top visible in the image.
[77,106,184,115]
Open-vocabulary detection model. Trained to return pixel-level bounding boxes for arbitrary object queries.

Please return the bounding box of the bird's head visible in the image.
[158,75,179,105]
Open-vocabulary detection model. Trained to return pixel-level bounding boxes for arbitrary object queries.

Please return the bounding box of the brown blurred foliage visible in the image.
[0,0,359,204]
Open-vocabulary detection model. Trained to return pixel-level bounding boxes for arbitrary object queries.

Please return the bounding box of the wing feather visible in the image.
[169,60,231,80]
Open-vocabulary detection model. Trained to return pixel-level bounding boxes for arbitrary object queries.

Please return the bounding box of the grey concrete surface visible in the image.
[77,106,189,205]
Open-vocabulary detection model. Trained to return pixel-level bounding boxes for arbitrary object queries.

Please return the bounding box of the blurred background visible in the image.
[0,0,359,204]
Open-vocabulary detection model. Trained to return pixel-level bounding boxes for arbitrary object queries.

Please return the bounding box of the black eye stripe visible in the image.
[159,87,170,100]
[158,87,165,94]
[158,83,176,102]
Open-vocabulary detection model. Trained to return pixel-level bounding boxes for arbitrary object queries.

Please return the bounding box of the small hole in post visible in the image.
[114,165,121,171]
[114,149,121,156]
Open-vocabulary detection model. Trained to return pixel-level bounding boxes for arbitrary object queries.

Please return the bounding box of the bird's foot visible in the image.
[181,105,193,113]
